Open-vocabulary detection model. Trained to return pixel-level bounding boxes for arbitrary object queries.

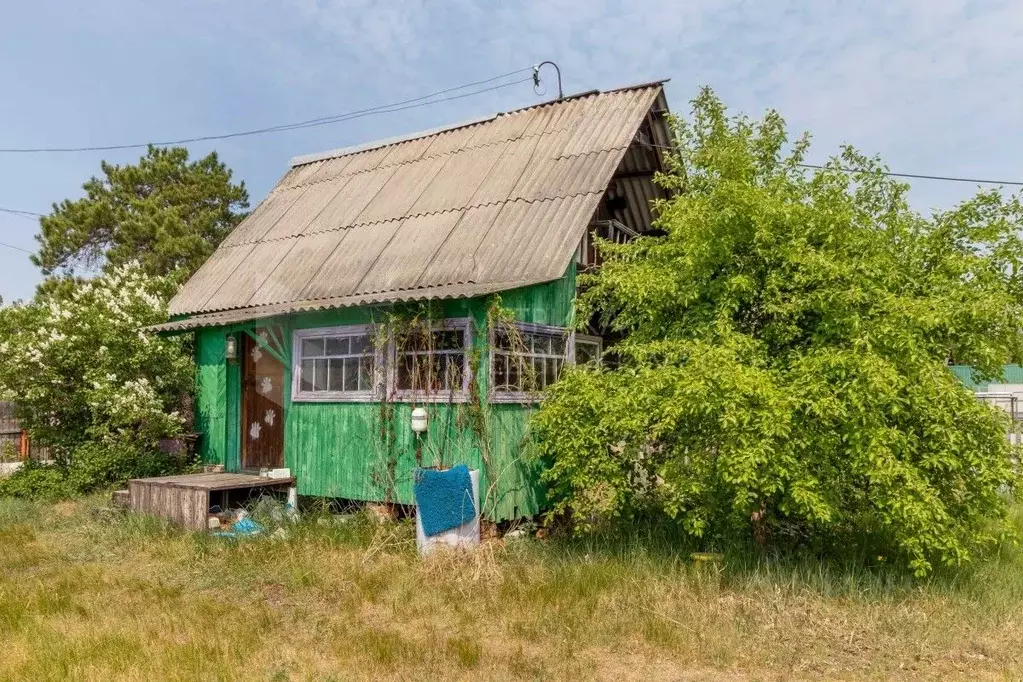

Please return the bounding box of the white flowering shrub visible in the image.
[0,263,193,495]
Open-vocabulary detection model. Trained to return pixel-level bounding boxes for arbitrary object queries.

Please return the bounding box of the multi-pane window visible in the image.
[290,319,595,404]
[293,326,377,400]
[393,323,470,398]
[492,325,569,397]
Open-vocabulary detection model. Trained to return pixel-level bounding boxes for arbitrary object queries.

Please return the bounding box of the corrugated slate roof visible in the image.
[165,82,666,325]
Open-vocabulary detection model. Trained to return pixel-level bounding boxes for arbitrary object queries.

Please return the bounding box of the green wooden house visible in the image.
[150,81,673,521]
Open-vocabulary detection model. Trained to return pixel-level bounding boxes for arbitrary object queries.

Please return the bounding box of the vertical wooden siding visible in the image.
[500,261,576,326]
[195,329,227,467]
[192,265,575,520]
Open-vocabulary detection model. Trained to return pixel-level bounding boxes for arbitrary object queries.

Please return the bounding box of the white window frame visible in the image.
[489,322,573,404]
[387,317,473,403]
[291,324,383,402]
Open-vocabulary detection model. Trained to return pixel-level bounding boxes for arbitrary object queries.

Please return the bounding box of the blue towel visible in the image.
[414,464,476,536]
[232,517,264,535]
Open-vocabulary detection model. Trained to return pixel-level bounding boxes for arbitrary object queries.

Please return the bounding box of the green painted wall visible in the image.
[951,364,1023,390]
[499,262,576,325]
[192,265,575,520]
[195,329,227,467]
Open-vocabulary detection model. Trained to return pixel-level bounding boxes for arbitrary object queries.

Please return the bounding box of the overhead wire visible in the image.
[3,69,1015,255]
[0,208,41,253]
[0,68,543,262]
[0,207,43,219]
[0,68,535,154]
[0,241,33,254]
[793,163,1023,187]
[0,208,37,254]
[0,70,538,253]
[639,139,1023,187]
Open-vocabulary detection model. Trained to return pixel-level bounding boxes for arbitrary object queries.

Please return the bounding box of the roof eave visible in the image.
[151,277,562,333]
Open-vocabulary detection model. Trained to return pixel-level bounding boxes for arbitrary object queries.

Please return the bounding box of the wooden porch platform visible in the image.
[128,473,296,531]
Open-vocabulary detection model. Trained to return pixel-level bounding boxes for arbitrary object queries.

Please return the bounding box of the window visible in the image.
[290,319,594,404]
[391,320,471,400]
[292,325,379,401]
[491,324,569,399]
[573,334,603,365]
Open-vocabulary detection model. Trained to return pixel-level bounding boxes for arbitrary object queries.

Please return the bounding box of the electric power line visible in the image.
[0,208,37,253]
[0,69,543,256]
[794,163,1023,187]
[0,70,538,233]
[640,140,1023,187]
[0,241,33,254]
[0,207,42,219]
[0,68,535,154]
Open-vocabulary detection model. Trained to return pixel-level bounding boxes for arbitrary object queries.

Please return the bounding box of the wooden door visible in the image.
[241,329,285,470]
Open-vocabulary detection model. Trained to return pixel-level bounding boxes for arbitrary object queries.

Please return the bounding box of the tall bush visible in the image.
[0,263,192,480]
[532,89,1023,575]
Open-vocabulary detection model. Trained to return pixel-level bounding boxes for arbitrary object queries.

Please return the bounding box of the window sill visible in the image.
[388,392,472,404]
[488,392,543,404]
[291,391,379,403]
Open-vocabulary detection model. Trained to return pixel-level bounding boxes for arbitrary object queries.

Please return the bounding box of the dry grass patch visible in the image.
[0,497,1021,680]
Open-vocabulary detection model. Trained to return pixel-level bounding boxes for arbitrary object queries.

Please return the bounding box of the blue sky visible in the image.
[0,0,1020,302]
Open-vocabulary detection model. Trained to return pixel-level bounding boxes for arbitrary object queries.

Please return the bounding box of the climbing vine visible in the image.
[353,297,546,517]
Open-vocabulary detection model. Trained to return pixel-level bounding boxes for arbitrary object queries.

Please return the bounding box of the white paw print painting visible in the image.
[264,409,275,427]
[260,376,273,394]
[249,421,261,440]
[250,345,263,363]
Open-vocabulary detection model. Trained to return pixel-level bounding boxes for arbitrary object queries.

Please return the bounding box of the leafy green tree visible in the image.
[33,145,248,280]
[532,89,1023,575]
[0,264,192,475]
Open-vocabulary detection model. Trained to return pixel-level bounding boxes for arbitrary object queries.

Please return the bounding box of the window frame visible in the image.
[572,333,603,366]
[489,322,573,404]
[387,317,474,403]
[291,324,383,403]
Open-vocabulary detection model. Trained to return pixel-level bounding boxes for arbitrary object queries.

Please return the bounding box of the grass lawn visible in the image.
[1,498,1022,681]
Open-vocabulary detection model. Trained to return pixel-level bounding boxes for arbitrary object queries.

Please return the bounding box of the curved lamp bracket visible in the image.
[533,61,564,100]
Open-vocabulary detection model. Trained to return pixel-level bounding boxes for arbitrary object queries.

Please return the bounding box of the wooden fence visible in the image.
[0,402,49,462]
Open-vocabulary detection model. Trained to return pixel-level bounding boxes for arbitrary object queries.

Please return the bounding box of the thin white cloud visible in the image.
[0,0,1020,300]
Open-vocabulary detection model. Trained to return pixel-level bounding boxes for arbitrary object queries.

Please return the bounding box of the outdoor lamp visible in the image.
[411,407,428,433]
[225,335,238,361]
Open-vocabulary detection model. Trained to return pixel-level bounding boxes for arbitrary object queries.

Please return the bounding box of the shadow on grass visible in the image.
[511,507,1023,606]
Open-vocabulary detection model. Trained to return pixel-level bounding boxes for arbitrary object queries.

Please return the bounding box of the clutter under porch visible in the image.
[127,471,296,531]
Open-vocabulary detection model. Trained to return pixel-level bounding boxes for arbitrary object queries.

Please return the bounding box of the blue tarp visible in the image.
[212,517,265,539]
[414,464,476,536]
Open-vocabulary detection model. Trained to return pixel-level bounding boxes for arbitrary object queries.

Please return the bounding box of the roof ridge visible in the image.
[287,80,667,169]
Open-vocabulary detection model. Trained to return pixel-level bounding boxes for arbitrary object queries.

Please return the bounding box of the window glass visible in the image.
[325,337,347,356]
[350,335,372,354]
[574,335,602,366]
[394,325,468,395]
[325,358,341,391]
[300,359,315,392]
[302,338,325,358]
[294,322,471,401]
[492,325,569,394]
[295,328,376,398]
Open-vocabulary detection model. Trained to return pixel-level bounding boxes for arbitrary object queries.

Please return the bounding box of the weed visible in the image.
[446,635,483,669]
[1,500,1022,680]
